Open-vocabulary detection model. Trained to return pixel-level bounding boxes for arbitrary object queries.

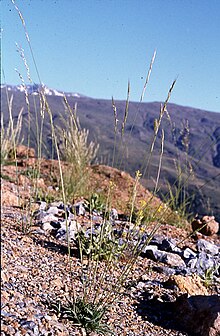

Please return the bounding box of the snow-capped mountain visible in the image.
[0,84,81,98]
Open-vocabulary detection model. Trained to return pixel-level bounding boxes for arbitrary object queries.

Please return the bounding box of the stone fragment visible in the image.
[195,251,219,276]
[50,221,61,229]
[162,252,186,268]
[185,256,198,270]
[141,245,158,259]
[192,215,219,236]
[153,265,177,276]
[110,208,118,221]
[159,238,181,253]
[10,145,35,159]
[42,222,56,232]
[47,206,59,215]
[39,201,47,211]
[182,247,197,260]
[1,190,19,206]
[73,202,86,216]
[34,210,47,220]
[173,294,220,336]
[41,214,58,223]
[197,239,219,256]
[56,220,81,240]
[18,174,29,186]
[50,201,64,209]
[20,320,36,331]
[169,274,208,295]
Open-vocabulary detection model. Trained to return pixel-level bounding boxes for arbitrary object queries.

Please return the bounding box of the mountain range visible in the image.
[1,84,220,221]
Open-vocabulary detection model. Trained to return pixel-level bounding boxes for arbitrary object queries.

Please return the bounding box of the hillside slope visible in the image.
[1,85,220,220]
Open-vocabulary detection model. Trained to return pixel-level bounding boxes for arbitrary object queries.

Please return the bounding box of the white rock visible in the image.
[41,214,58,223]
[42,222,55,232]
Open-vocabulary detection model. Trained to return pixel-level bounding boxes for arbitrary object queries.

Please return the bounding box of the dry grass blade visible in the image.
[141,79,177,180]
[121,80,130,137]
[1,94,23,162]
[140,50,156,103]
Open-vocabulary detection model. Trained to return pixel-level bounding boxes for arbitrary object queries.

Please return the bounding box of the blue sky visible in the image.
[1,0,220,112]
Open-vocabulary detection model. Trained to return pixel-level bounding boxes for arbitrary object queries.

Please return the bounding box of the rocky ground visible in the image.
[1,153,220,336]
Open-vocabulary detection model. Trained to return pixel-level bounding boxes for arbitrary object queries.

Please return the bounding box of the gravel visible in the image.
[1,205,215,335]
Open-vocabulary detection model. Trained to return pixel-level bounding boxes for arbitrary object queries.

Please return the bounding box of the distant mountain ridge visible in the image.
[1,84,220,221]
[0,84,82,98]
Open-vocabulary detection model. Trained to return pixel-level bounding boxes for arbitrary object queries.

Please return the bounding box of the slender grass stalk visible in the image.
[114,51,156,171]
[40,92,77,300]
[141,79,177,181]
[111,97,118,168]
[94,171,142,306]
[113,80,130,169]
[153,129,164,194]
[140,50,156,103]
[85,184,113,302]
[1,80,23,205]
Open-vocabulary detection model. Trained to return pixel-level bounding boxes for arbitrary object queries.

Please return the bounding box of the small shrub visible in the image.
[202,265,219,287]
[57,101,99,199]
[84,193,107,214]
[21,167,40,179]
[76,222,125,261]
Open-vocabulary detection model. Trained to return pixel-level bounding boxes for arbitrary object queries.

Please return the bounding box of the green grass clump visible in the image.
[50,298,113,335]
[76,222,124,262]
[20,166,40,179]
[56,99,99,199]
[84,193,107,214]
[1,96,23,164]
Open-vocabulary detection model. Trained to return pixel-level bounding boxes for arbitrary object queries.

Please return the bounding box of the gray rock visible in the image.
[110,208,118,221]
[73,202,86,216]
[142,245,186,268]
[141,245,159,259]
[38,201,47,211]
[149,234,164,246]
[173,294,220,336]
[182,247,197,260]
[195,251,219,276]
[56,220,81,241]
[42,222,56,232]
[50,221,61,229]
[185,257,198,270]
[162,252,186,268]
[41,213,58,223]
[197,239,219,256]
[47,206,59,215]
[159,238,182,253]
[34,210,47,220]
[56,228,66,240]
[153,265,177,276]
[50,201,64,208]
[20,320,36,330]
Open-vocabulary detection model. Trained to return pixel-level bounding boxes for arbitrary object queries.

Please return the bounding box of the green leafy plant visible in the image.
[76,222,125,262]
[202,266,219,287]
[20,166,40,179]
[0,173,15,183]
[35,188,57,204]
[84,193,106,214]
[50,298,113,335]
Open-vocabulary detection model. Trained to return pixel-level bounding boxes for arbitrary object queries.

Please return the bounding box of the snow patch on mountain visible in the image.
[0,84,82,98]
